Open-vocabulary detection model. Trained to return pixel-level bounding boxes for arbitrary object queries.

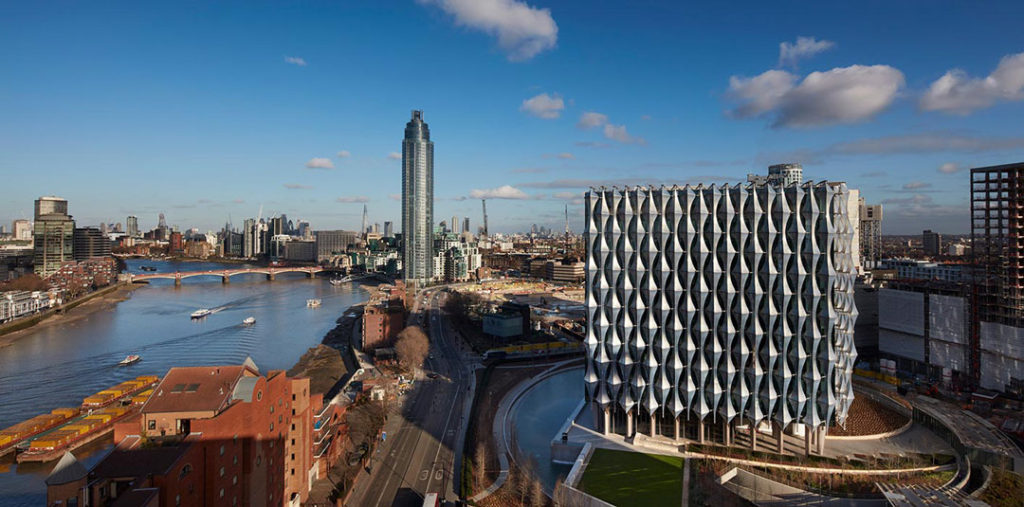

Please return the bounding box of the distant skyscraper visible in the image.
[402,110,434,284]
[33,196,75,277]
[362,205,369,236]
[859,199,882,269]
[923,229,942,257]
[463,217,470,234]
[383,221,394,238]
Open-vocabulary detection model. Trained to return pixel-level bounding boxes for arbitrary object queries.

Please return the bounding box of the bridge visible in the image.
[130,266,326,286]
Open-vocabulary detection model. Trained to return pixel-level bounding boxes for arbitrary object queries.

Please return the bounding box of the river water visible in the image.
[0,259,369,505]
[511,366,583,492]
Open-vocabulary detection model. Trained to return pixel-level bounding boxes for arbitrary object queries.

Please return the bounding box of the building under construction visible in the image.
[970,162,1024,395]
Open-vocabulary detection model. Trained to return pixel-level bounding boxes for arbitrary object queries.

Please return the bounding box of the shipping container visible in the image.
[51,407,79,419]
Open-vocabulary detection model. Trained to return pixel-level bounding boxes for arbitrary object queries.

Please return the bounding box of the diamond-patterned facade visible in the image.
[584,182,858,435]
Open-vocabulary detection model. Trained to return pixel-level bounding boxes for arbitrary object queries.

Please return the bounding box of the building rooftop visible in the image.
[143,364,256,415]
[91,435,194,479]
[45,451,88,486]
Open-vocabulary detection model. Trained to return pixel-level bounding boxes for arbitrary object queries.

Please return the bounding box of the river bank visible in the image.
[0,283,142,348]
[286,279,380,398]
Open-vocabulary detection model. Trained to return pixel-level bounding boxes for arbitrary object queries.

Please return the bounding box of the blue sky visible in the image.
[3,1,1023,234]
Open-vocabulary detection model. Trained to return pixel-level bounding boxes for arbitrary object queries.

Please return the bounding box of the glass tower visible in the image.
[402,110,434,283]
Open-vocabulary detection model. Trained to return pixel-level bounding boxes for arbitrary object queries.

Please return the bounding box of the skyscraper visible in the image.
[859,198,882,269]
[402,110,434,284]
[923,229,942,257]
[584,182,858,452]
[33,196,75,277]
[126,215,139,238]
[383,221,394,238]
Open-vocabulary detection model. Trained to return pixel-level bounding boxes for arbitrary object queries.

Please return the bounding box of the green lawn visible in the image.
[578,448,684,507]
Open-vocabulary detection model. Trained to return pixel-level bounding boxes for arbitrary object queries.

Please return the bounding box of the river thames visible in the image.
[0,259,369,505]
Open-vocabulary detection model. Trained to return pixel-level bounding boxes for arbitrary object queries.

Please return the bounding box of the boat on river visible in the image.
[118,355,141,366]
[242,316,255,325]
[190,309,211,319]
[306,299,321,308]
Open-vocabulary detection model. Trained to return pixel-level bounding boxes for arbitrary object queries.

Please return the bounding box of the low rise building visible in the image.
[362,284,407,350]
[0,289,61,323]
[47,257,117,297]
[879,258,967,283]
[48,360,315,506]
[545,259,584,283]
[482,312,522,339]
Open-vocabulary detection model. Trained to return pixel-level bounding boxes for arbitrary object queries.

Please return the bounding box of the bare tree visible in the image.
[394,325,429,371]
[474,442,489,490]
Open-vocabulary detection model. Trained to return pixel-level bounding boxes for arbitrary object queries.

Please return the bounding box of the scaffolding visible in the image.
[970,162,1024,388]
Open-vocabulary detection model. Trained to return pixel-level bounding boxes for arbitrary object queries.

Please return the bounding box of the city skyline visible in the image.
[3,2,1024,234]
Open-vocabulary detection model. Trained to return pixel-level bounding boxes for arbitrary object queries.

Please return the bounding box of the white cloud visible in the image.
[337,150,351,158]
[542,152,574,159]
[232,199,246,204]
[520,93,564,119]
[336,196,370,203]
[387,152,401,160]
[419,0,558,61]
[283,183,313,190]
[829,133,1024,155]
[603,124,645,144]
[388,193,401,201]
[938,163,963,174]
[576,111,608,129]
[921,52,1024,114]
[727,65,904,127]
[285,56,307,66]
[574,141,609,149]
[778,36,835,67]
[903,181,932,190]
[469,185,529,199]
[640,114,652,120]
[305,157,334,169]
[553,191,577,199]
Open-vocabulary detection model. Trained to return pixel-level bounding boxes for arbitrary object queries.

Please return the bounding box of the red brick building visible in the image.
[361,283,407,350]
[47,359,315,506]
[169,231,183,254]
[47,257,117,297]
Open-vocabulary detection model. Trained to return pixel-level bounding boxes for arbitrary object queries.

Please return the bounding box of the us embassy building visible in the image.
[583,181,858,455]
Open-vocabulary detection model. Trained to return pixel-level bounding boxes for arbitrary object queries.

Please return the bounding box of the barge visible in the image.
[0,375,158,462]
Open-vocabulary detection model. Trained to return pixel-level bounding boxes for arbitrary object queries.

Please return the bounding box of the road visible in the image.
[347,288,473,506]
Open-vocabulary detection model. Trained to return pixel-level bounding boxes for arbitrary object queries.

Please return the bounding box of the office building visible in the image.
[545,259,584,283]
[33,196,75,277]
[463,217,470,234]
[47,360,314,507]
[314,230,359,262]
[923,230,942,257]
[72,227,112,261]
[401,110,434,284]
[13,219,32,241]
[584,182,858,452]
[859,198,883,269]
[126,215,139,237]
[383,221,393,238]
